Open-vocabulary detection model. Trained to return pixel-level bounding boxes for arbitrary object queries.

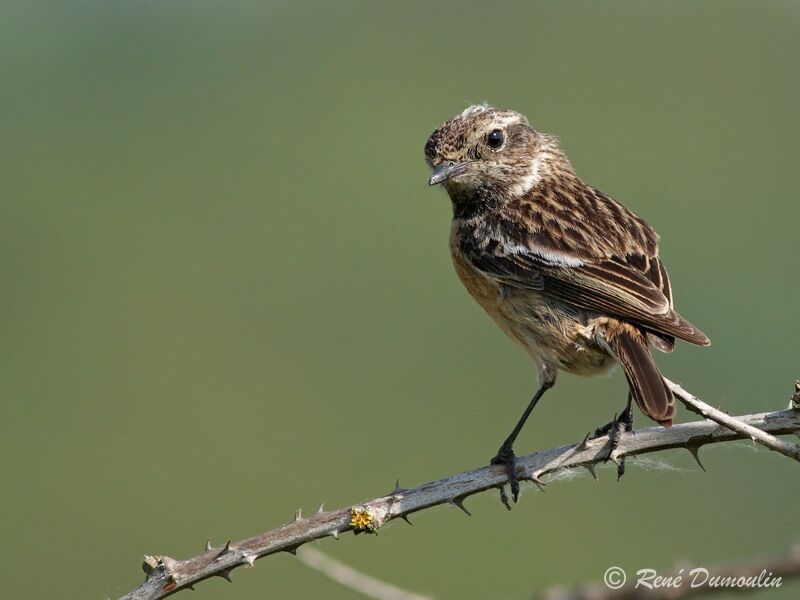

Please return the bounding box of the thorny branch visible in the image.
[664,378,800,462]
[120,392,800,600]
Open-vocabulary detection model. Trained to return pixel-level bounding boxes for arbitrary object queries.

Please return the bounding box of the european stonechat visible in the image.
[425,105,710,501]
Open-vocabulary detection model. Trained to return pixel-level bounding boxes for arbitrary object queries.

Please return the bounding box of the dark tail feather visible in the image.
[610,330,674,427]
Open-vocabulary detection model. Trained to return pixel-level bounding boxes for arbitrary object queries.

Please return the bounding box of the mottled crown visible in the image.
[424,104,562,201]
[424,104,531,167]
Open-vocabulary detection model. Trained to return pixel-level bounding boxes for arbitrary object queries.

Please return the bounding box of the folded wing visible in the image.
[460,227,710,347]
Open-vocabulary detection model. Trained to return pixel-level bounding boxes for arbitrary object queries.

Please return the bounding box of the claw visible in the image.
[599,406,632,481]
[608,422,623,447]
[491,446,520,503]
[498,486,511,511]
[594,412,618,439]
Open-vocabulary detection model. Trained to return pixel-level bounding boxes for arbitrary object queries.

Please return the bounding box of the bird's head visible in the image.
[424,105,556,201]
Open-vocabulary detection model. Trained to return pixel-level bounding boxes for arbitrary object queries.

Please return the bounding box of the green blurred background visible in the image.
[2,1,799,599]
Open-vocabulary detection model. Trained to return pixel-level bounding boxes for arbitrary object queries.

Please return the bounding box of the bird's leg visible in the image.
[591,393,634,480]
[490,375,554,504]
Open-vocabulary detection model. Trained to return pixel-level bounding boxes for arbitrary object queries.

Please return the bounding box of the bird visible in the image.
[424,105,710,502]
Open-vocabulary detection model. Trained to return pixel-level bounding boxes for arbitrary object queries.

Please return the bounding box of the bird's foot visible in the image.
[490,444,520,506]
[591,408,634,480]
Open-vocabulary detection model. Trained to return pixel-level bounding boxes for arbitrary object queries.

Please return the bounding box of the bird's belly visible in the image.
[498,294,616,375]
[451,250,615,375]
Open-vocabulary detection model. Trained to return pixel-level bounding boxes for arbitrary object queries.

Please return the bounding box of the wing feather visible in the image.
[459,234,709,346]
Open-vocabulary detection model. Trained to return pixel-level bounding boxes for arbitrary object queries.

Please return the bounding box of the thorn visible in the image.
[293,508,303,522]
[330,530,339,540]
[242,553,256,567]
[317,503,325,514]
[499,486,511,511]
[285,546,298,556]
[391,478,407,495]
[687,446,707,471]
[448,497,472,516]
[219,569,233,582]
[583,463,598,481]
[215,541,232,560]
[400,515,413,526]
[188,585,195,591]
[577,432,591,451]
[204,539,212,552]
[529,470,547,492]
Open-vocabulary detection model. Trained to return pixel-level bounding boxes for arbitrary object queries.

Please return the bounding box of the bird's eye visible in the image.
[487,129,504,149]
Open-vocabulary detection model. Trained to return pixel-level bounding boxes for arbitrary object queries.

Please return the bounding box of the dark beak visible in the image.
[428,161,468,186]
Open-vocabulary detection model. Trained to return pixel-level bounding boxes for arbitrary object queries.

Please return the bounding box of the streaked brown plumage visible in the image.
[425,105,710,500]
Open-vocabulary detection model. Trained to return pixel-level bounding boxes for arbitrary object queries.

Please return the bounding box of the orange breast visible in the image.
[449,229,502,312]
[448,224,615,374]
